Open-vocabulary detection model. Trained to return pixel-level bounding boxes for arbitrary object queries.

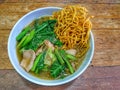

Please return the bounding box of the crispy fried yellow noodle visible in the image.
[52,5,93,57]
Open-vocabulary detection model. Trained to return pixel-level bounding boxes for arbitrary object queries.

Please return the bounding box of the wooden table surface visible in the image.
[0,0,120,90]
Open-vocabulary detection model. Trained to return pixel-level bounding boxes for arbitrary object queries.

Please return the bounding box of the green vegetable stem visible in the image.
[31,51,46,74]
[54,49,64,65]
[31,53,42,72]
[50,60,65,78]
[16,26,31,41]
[66,54,77,61]
[59,50,74,74]
[35,22,48,33]
[63,56,74,74]
[17,29,35,48]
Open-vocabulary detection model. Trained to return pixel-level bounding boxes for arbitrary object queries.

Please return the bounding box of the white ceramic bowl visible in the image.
[8,7,94,86]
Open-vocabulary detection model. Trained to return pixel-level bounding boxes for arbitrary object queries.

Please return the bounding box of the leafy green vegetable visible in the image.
[63,57,74,74]
[59,50,74,74]
[35,22,48,33]
[31,53,42,72]
[39,31,54,35]
[21,29,35,47]
[59,49,77,60]
[50,60,65,78]
[35,51,46,74]
[42,65,49,72]
[66,53,77,60]
[17,35,27,48]
[19,19,62,51]
[34,19,40,30]
[16,26,31,41]
[54,49,64,65]
[31,51,46,74]
[48,19,57,24]
[17,29,35,48]
[35,19,56,33]
[26,34,47,51]
[48,34,63,47]
[44,48,56,66]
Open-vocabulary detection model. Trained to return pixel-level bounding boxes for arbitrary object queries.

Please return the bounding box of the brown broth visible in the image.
[16,46,22,63]
[29,71,54,80]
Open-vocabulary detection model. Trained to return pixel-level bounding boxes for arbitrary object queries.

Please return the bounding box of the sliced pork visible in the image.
[20,49,36,72]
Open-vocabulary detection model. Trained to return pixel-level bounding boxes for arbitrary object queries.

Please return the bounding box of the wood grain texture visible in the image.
[0,66,120,90]
[0,3,120,29]
[91,30,120,66]
[1,0,120,4]
[0,1,120,69]
[0,3,120,14]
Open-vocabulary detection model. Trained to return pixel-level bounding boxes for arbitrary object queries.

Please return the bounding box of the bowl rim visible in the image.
[8,7,94,86]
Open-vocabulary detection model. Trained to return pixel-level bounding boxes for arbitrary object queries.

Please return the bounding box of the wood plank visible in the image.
[0,29,120,69]
[2,0,120,4]
[0,30,12,69]
[92,18,120,29]
[0,3,120,20]
[0,66,120,89]
[0,3,120,13]
[91,30,120,66]
[0,3,120,30]
[0,13,24,30]
[83,66,120,79]
[0,13,120,30]
[0,16,120,30]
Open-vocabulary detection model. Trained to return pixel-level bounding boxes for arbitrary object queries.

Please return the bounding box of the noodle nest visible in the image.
[52,5,93,57]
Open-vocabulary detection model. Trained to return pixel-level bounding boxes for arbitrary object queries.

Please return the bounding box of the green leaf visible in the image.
[21,29,35,47]
[35,51,46,74]
[31,53,42,71]
[50,60,65,78]
[16,26,31,41]
[44,48,56,66]
[54,49,64,65]
[59,50,74,74]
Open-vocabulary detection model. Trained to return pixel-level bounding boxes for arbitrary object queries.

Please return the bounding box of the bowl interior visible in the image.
[8,7,94,86]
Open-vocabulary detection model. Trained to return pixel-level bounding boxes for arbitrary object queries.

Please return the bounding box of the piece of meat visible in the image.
[35,46,43,56]
[66,49,77,56]
[44,40,54,51]
[20,49,36,72]
[71,62,76,70]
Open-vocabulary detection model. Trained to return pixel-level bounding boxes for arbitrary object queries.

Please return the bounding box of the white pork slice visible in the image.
[44,40,55,51]
[20,49,36,72]
[35,46,43,56]
[66,49,77,56]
